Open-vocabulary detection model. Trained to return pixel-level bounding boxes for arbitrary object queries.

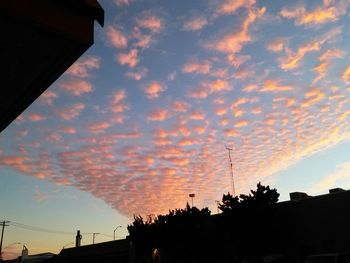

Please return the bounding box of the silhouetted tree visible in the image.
[128,203,211,259]
[218,182,280,212]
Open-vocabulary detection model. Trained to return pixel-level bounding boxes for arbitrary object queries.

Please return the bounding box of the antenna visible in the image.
[225,145,235,196]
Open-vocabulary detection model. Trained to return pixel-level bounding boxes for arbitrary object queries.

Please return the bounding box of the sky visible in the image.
[2,0,350,259]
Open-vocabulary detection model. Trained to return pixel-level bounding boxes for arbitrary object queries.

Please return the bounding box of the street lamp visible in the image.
[113,226,122,240]
[189,193,195,207]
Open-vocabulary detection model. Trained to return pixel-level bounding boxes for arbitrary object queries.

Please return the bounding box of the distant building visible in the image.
[47,239,130,263]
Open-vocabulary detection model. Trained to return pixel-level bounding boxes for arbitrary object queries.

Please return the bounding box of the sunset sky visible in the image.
[2,0,350,259]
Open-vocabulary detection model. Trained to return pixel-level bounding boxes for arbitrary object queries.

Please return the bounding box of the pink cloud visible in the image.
[182,60,211,74]
[111,89,129,113]
[27,113,46,122]
[137,14,162,32]
[147,109,170,121]
[143,81,166,99]
[106,26,128,49]
[172,100,190,112]
[87,121,112,133]
[189,110,205,120]
[60,127,77,134]
[67,56,100,78]
[266,38,287,53]
[125,68,147,80]
[113,0,129,6]
[183,16,208,31]
[39,90,58,106]
[59,79,93,96]
[56,103,85,120]
[118,49,139,67]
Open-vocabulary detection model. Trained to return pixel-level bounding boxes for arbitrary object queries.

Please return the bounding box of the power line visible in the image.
[8,221,112,238]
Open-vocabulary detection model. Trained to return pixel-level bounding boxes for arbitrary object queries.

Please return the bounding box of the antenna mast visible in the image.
[225,145,235,196]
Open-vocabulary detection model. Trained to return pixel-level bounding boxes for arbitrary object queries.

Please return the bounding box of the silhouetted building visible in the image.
[47,239,130,263]
[0,0,104,133]
[140,188,350,263]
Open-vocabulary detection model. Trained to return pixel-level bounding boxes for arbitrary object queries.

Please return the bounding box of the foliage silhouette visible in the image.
[127,203,211,258]
[218,182,280,213]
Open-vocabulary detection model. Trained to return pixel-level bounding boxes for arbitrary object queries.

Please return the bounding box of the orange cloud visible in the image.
[182,60,211,74]
[207,79,231,93]
[207,7,266,54]
[56,103,85,120]
[280,1,348,26]
[280,27,341,70]
[234,120,248,128]
[67,56,100,78]
[189,110,205,120]
[342,66,350,83]
[147,109,169,121]
[214,107,228,116]
[243,84,258,93]
[106,26,128,49]
[172,100,190,112]
[224,129,239,137]
[261,79,293,92]
[266,38,287,53]
[143,81,166,99]
[183,16,208,31]
[214,0,255,17]
[301,88,326,108]
[313,49,345,84]
[118,49,139,67]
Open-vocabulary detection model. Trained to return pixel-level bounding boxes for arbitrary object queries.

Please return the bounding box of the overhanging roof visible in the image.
[0,0,104,133]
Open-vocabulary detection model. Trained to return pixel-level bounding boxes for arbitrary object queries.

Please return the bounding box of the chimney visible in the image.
[290,192,311,201]
[75,230,82,247]
[329,188,345,194]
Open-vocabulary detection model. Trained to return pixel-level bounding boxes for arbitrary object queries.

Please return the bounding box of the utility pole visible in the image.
[0,221,10,260]
[225,145,235,197]
[92,233,99,244]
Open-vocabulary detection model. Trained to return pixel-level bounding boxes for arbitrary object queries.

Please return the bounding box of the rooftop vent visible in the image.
[290,192,310,201]
[329,188,345,194]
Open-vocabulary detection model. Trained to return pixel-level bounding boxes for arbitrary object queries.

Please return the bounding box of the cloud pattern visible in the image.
[1,0,350,217]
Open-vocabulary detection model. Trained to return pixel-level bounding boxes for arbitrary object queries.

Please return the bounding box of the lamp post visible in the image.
[189,193,195,207]
[114,226,122,241]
